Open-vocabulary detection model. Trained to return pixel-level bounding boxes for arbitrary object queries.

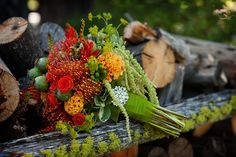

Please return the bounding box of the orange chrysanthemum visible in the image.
[98,52,125,82]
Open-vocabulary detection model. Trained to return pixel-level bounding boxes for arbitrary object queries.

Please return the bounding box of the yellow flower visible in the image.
[88,12,93,21]
[64,93,84,116]
[98,52,125,82]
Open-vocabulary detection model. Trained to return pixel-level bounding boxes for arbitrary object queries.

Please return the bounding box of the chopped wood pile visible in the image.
[0,18,236,157]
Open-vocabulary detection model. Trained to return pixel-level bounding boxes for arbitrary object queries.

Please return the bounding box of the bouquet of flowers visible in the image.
[26,13,185,141]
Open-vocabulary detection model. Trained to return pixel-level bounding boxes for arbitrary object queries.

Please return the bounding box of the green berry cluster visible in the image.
[27,57,49,91]
[86,56,107,82]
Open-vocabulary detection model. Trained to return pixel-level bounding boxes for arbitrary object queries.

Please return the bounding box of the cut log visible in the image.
[0,58,19,122]
[168,137,193,157]
[108,145,138,157]
[231,115,236,135]
[158,64,185,105]
[193,123,213,137]
[0,17,44,78]
[142,39,176,88]
[124,21,159,44]
[36,22,65,53]
[177,35,236,88]
[147,146,169,157]
[219,58,236,87]
[185,63,227,89]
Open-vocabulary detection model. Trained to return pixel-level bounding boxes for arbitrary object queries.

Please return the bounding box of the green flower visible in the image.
[103,41,113,52]
[89,25,98,37]
[103,12,112,21]
[104,24,116,36]
[120,18,128,26]
[88,12,93,21]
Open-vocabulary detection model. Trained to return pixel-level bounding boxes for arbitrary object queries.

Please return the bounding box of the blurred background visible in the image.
[0,0,236,44]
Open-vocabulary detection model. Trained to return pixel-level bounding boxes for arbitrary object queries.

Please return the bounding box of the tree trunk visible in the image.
[0,58,19,122]
[0,17,44,78]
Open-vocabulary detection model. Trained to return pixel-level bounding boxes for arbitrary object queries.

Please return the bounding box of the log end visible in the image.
[0,70,19,122]
[142,39,176,88]
[0,17,28,44]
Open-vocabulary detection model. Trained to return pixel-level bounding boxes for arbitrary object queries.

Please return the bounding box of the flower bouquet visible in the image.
[26,13,185,141]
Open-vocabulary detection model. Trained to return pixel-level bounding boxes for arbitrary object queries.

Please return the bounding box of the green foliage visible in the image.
[69,140,80,157]
[97,141,109,155]
[86,56,107,81]
[133,130,142,143]
[76,113,95,133]
[54,145,68,157]
[56,121,69,135]
[40,149,54,157]
[108,132,121,151]
[80,136,94,157]
[22,153,34,157]
[91,0,236,45]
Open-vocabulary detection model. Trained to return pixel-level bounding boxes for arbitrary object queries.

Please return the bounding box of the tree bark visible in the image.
[0,58,19,122]
[0,17,44,78]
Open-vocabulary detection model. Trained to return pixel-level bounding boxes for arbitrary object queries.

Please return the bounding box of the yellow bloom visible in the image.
[64,93,84,116]
[98,52,125,82]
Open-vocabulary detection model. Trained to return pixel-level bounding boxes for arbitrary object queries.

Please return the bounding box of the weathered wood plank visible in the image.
[0,89,235,156]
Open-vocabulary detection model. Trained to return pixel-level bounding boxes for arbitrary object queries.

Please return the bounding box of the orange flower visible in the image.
[98,52,125,82]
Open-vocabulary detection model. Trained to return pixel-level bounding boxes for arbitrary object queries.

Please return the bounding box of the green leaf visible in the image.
[99,106,111,122]
[109,104,120,122]
[94,96,105,107]
[125,93,154,123]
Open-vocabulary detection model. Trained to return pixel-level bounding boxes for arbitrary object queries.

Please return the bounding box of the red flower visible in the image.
[47,93,58,107]
[46,72,54,82]
[49,82,57,91]
[65,23,77,39]
[72,113,85,126]
[57,75,74,93]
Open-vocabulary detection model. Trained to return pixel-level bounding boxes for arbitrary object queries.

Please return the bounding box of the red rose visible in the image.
[57,75,74,93]
[47,93,58,107]
[72,113,85,126]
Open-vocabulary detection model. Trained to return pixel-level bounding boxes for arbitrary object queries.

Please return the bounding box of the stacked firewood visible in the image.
[1,17,236,156]
[0,17,65,141]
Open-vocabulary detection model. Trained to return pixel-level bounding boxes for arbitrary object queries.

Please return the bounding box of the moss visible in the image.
[40,149,54,157]
[221,103,232,115]
[97,141,109,155]
[54,145,68,157]
[69,127,78,140]
[80,136,94,157]
[133,130,142,143]
[22,153,34,157]
[69,139,80,157]
[108,132,121,151]
[182,96,236,133]
[182,120,195,132]
[230,96,236,110]
[195,114,206,124]
[55,121,69,135]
